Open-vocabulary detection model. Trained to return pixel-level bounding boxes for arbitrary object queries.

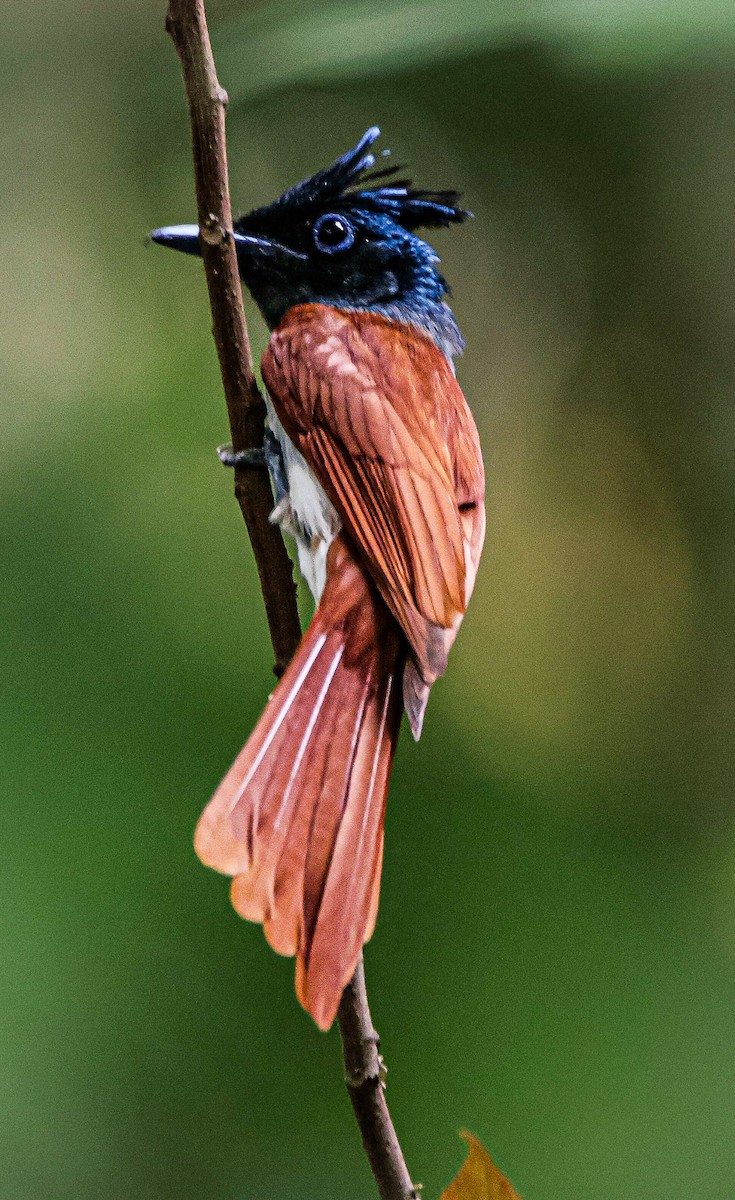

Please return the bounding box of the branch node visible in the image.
[344,1066,377,1090]
[200,214,227,245]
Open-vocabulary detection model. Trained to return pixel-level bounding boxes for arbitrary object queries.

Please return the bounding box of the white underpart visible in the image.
[265,394,340,602]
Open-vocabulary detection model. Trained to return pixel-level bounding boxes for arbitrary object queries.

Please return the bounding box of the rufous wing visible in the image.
[262,304,485,735]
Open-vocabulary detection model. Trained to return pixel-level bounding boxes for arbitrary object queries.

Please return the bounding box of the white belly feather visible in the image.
[265,394,340,603]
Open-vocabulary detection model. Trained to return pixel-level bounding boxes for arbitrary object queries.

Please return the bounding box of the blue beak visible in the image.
[150,224,307,264]
[150,224,203,255]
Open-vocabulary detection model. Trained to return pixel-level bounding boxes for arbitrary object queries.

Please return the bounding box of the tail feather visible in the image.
[297,670,399,1027]
[195,535,403,1030]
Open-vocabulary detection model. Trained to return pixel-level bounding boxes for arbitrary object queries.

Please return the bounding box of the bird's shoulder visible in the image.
[265,303,455,419]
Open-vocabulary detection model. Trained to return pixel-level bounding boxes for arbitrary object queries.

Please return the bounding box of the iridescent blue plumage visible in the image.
[153,128,471,358]
[231,127,471,355]
[242,126,468,232]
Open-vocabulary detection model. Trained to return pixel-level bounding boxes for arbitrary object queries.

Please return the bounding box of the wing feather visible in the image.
[262,305,483,684]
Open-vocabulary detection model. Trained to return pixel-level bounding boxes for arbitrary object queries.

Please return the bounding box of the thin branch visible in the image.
[162,3,416,1199]
[338,959,418,1200]
[165,0,300,677]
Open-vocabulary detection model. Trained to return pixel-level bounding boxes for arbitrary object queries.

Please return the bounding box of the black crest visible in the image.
[237,127,471,234]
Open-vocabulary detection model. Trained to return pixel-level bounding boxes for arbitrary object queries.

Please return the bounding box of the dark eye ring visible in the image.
[312,213,355,255]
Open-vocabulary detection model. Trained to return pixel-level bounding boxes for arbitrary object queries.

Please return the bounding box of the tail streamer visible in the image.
[195,535,403,1030]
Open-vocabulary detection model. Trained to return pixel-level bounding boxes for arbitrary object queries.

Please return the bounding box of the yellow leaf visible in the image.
[441,1131,523,1200]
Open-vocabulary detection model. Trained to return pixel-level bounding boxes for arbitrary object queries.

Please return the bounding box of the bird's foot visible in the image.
[217,443,266,469]
[263,427,289,503]
[217,431,289,505]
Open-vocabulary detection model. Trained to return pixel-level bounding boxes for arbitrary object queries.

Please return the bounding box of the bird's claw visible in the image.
[217,443,267,469]
[217,434,289,505]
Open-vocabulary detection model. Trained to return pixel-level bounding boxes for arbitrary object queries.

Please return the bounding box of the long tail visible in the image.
[194,534,404,1030]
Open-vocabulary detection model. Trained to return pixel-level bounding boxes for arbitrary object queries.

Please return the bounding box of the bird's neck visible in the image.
[359,298,465,361]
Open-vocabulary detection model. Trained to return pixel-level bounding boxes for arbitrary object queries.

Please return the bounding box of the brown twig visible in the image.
[165,0,300,677]
[163,3,415,1198]
[338,959,418,1200]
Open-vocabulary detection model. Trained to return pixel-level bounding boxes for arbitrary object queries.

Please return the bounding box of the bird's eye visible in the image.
[312,213,355,255]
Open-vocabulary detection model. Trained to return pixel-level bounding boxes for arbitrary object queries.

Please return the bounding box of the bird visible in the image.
[152,127,485,1031]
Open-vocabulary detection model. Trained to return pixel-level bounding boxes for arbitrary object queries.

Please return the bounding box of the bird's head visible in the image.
[152,127,470,345]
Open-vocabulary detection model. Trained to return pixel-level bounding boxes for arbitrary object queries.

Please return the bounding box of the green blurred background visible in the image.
[3,1,735,1196]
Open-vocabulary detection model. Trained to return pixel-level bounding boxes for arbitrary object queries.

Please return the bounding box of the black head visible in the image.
[152,128,471,349]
